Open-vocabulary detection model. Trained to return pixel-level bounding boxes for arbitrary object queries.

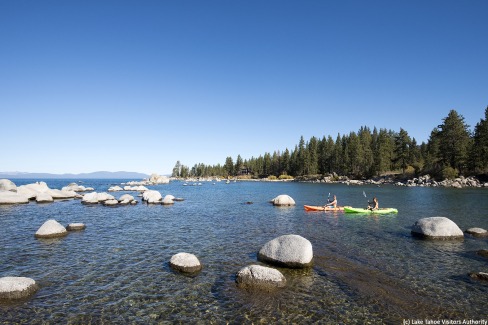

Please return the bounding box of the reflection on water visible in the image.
[0,179,487,323]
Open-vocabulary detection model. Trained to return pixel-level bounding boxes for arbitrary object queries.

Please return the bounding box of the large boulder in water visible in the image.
[0,192,30,205]
[271,194,296,206]
[258,234,313,268]
[411,217,464,240]
[169,253,202,273]
[142,190,162,204]
[0,277,39,299]
[82,192,115,204]
[0,179,17,192]
[162,194,175,205]
[236,265,286,290]
[35,219,68,239]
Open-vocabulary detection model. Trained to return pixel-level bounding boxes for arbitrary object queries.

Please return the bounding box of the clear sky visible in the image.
[1,0,487,175]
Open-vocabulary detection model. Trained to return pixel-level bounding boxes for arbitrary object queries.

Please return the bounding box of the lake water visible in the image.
[1,179,487,323]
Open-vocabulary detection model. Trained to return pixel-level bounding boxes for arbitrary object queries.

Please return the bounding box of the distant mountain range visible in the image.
[0,171,150,179]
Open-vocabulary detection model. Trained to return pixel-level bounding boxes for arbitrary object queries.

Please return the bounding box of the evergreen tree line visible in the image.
[172,107,488,180]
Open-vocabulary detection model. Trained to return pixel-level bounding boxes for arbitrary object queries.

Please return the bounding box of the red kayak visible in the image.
[304,205,344,212]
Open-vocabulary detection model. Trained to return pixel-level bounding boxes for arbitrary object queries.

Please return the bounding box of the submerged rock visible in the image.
[236,265,286,290]
[169,253,202,273]
[465,228,488,238]
[258,234,313,268]
[477,249,488,258]
[66,223,86,231]
[0,277,38,299]
[35,219,68,239]
[271,194,296,206]
[411,217,464,240]
[469,272,488,281]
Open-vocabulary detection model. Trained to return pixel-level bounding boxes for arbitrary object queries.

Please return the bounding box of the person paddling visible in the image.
[325,195,338,209]
[367,197,379,210]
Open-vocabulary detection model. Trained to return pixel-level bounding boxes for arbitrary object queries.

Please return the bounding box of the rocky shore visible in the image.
[293,174,488,188]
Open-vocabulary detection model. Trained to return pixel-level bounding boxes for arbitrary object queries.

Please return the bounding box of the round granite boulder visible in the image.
[169,253,202,273]
[0,277,38,299]
[411,217,464,240]
[236,265,286,290]
[258,234,313,268]
[271,194,296,206]
[162,195,175,205]
[35,219,68,239]
[465,228,488,238]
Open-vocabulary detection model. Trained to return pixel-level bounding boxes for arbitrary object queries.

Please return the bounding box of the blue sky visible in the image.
[1,0,487,175]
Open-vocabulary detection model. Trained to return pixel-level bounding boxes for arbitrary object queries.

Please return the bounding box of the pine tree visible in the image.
[470,106,488,173]
[437,110,471,173]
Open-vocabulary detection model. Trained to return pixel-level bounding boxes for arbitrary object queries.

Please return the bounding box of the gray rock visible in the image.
[258,234,313,268]
[0,191,30,205]
[271,194,296,206]
[0,277,38,299]
[169,253,202,273]
[469,272,488,281]
[411,217,464,240]
[236,265,286,290]
[465,228,488,237]
[66,223,86,231]
[477,249,488,258]
[108,186,123,192]
[35,219,68,239]
[0,179,17,192]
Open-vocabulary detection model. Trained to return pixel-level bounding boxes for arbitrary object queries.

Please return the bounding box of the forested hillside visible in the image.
[173,107,488,180]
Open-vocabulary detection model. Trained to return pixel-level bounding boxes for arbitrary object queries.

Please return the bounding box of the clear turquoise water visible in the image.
[1,179,487,323]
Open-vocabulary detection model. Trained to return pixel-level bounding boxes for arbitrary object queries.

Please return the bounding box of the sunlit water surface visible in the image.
[1,179,487,323]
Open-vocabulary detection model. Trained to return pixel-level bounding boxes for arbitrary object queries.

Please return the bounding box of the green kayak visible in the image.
[343,206,398,214]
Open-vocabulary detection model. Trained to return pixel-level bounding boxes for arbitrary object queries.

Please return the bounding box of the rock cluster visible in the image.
[122,173,170,187]
[401,175,486,188]
[236,234,313,290]
[61,183,94,192]
[0,180,82,205]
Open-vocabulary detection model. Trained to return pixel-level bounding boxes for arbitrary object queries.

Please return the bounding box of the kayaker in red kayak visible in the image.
[367,197,379,210]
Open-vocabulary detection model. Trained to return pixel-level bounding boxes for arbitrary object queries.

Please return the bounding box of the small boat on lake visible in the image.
[343,207,398,214]
[304,205,345,212]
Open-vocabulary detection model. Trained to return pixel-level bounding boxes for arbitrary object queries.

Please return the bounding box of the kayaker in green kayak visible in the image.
[367,197,379,211]
[325,195,338,209]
